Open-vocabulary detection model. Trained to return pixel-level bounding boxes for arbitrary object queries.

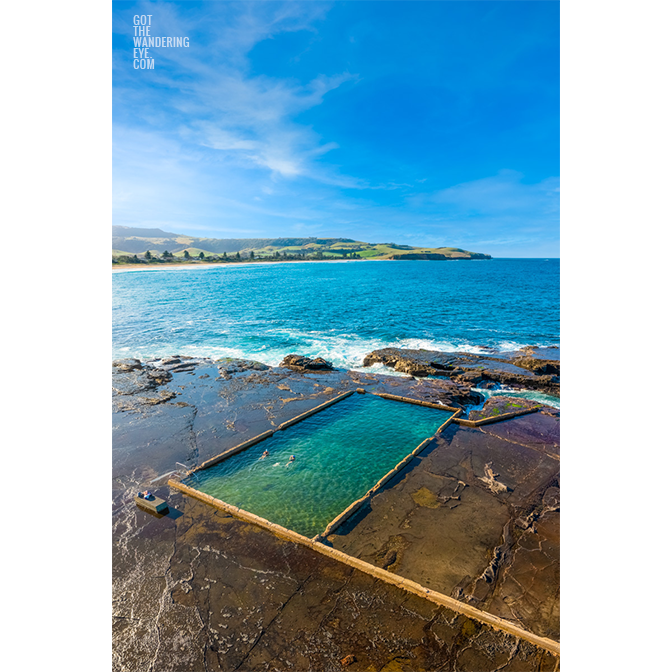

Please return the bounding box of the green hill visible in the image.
[111,226,491,261]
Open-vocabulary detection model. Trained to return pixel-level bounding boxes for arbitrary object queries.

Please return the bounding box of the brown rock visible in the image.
[281,354,335,372]
[512,356,560,375]
[113,358,142,372]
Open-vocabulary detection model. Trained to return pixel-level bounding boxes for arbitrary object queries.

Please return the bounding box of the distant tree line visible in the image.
[113,248,361,266]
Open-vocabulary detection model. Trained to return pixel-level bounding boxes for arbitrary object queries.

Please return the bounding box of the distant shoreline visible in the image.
[111,257,502,272]
[112,258,378,272]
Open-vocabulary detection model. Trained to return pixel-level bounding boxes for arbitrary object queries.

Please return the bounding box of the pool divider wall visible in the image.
[317,408,463,539]
[197,429,276,471]
[371,392,460,413]
[167,476,560,656]
[183,391,356,476]
[454,405,542,427]
[435,409,462,434]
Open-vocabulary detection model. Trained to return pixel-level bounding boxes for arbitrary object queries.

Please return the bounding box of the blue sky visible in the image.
[113,1,559,257]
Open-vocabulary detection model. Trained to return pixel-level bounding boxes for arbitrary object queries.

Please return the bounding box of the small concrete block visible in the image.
[135,494,168,513]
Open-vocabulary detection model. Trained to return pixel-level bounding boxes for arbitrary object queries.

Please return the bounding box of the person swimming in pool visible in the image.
[260,449,269,459]
[285,455,295,467]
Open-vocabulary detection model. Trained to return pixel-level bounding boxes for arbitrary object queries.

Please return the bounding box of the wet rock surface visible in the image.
[362,347,560,397]
[330,415,560,641]
[113,356,560,671]
[114,494,558,672]
[479,412,560,458]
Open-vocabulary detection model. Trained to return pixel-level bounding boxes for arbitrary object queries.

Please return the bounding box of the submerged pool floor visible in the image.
[184,394,451,536]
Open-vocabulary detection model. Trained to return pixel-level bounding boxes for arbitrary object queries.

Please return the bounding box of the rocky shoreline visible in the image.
[113,347,560,671]
[362,346,559,397]
[114,344,559,410]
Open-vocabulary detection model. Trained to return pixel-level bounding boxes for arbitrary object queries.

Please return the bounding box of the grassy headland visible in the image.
[112,226,491,266]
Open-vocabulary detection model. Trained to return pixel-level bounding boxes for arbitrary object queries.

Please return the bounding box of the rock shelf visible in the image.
[113,350,560,671]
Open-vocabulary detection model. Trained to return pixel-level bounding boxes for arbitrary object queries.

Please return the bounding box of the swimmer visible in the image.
[285,455,296,467]
[259,449,270,460]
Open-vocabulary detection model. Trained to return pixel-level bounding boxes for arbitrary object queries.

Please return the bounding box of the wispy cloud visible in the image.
[115,1,358,187]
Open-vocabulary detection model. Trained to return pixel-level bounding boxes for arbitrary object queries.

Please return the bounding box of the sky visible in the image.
[112,1,559,257]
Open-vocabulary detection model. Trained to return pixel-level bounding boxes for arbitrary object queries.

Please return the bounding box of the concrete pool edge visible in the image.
[183,390,356,476]
[167,476,559,656]
[455,404,542,427]
[370,391,460,412]
[317,408,462,539]
[167,389,559,655]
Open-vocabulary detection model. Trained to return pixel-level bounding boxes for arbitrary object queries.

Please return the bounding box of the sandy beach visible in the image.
[112,258,378,273]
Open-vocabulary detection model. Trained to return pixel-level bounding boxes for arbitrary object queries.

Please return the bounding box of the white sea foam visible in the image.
[349,362,410,378]
[263,330,522,369]
[112,331,558,373]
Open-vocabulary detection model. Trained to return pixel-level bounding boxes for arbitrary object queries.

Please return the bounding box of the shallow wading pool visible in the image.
[183,394,451,537]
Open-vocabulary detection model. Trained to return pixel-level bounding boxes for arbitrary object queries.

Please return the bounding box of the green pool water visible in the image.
[184,394,451,536]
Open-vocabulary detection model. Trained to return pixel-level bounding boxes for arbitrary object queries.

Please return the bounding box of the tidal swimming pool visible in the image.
[183,394,451,537]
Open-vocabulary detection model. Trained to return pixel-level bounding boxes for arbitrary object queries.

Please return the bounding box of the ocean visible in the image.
[112,258,559,371]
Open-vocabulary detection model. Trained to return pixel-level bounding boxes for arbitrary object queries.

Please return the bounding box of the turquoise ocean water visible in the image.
[113,258,559,370]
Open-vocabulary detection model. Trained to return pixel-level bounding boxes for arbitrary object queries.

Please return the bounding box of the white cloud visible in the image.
[115,2,355,186]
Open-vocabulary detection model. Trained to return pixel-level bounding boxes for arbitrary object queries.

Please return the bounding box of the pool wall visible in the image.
[182,390,355,476]
[167,390,557,655]
[167,422,559,657]
[371,391,460,412]
[454,404,542,427]
[318,407,462,539]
